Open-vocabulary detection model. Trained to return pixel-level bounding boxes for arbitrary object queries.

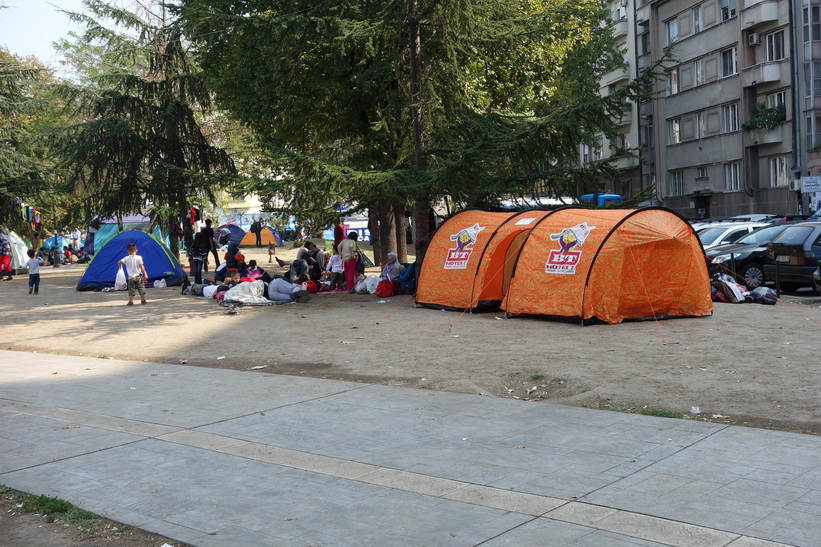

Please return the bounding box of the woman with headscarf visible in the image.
[380,252,406,281]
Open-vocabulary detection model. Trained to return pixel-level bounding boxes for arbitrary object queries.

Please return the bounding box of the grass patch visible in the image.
[580,401,683,419]
[530,372,545,380]
[21,494,94,523]
[639,408,684,419]
[95,355,109,359]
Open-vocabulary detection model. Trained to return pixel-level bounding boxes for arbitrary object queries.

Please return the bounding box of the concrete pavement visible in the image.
[0,349,819,546]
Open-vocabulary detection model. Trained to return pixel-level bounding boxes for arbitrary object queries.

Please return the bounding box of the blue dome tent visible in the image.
[214,223,245,248]
[42,235,72,250]
[76,230,185,291]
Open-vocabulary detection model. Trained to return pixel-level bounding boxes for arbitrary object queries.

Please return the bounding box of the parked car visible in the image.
[814,267,821,294]
[766,214,811,223]
[705,224,794,288]
[763,222,821,294]
[730,214,775,222]
[696,222,768,250]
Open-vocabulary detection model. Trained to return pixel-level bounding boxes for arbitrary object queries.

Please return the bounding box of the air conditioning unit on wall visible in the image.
[748,33,762,46]
[790,180,802,191]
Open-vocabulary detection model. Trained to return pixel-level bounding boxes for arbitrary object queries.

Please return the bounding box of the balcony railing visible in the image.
[741,0,779,30]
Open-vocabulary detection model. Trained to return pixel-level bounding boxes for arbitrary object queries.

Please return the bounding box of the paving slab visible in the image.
[0,350,816,546]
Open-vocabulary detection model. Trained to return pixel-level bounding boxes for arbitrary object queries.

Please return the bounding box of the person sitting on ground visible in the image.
[380,252,406,281]
[319,248,344,291]
[246,259,269,281]
[215,245,247,282]
[352,263,367,292]
[265,275,312,303]
[275,240,317,281]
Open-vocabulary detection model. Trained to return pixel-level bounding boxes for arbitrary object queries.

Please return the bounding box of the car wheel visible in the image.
[739,263,764,289]
[812,276,821,296]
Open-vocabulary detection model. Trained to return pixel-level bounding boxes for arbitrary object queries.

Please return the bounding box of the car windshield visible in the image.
[735,225,787,245]
[698,227,733,246]
[771,226,814,245]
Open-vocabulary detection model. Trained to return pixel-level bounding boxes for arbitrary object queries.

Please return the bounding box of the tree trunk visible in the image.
[394,202,408,263]
[408,1,430,263]
[368,203,381,267]
[377,199,397,267]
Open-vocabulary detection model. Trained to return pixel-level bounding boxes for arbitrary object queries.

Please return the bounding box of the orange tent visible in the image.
[416,207,712,324]
[240,226,279,247]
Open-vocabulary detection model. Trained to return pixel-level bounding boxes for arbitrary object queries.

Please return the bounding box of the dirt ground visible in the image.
[1,242,821,544]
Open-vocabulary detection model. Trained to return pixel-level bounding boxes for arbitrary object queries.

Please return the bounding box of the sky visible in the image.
[0,0,88,71]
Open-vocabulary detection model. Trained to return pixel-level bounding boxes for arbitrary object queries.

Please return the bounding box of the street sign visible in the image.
[802,176,821,193]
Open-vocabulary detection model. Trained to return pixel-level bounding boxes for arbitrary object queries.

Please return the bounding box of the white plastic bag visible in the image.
[154,278,167,288]
[114,267,127,291]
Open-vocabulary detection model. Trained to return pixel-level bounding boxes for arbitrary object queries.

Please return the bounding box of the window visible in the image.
[804,6,821,42]
[640,32,651,55]
[582,144,590,163]
[669,118,681,144]
[692,7,702,33]
[724,162,740,191]
[721,47,737,77]
[665,19,678,46]
[670,171,684,196]
[723,103,739,132]
[694,58,704,86]
[697,166,708,178]
[769,156,789,187]
[766,30,785,61]
[696,112,706,138]
[667,68,680,96]
[807,115,821,149]
[720,0,736,22]
[767,91,786,108]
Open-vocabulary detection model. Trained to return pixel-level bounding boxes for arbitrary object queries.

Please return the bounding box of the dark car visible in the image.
[706,224,794,288]
[763,222,821,294]
[766,214,811,223]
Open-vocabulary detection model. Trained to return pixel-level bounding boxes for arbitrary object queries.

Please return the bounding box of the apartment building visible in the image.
[589,0,821,217]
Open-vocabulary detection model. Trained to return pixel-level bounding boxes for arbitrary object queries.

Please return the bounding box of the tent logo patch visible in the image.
[545,222,596,274]
[445,223,485,269]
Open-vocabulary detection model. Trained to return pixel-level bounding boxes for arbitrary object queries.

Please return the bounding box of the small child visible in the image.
[117,242,148,305]
[246,259,265,280]
[25,249,44,295]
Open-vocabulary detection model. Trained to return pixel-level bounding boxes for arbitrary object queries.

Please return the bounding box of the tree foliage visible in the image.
[0,48,52,227]
[177,0,656,223]
[53,0,235,254]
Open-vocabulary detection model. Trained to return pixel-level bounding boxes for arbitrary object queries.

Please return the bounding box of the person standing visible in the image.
[251,217,263,247]
[25,249,43,294]
[338,231,358,293]
[0,232,13,281]
[70,227,81,251]
[200,218,219,271]
[189,232,208,284]
[333,220,344,251]
[117,243,148,305]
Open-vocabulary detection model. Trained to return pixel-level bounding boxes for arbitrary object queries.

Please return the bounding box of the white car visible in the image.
[697,222,768,250]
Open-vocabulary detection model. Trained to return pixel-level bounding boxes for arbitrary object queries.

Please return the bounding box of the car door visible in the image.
[717,227,752,246]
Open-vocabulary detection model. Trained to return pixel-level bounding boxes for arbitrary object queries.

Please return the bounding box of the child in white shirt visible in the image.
[117,242,148,305]
[25,249,44,295]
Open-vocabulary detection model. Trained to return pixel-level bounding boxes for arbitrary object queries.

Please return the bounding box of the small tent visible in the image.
[77,230,185,291]
[215,224,245,247]
[240,225,282,247]
[416,207,712,324]
[42,235,71,250]
[1,227,31,271]
[85,214,169,255]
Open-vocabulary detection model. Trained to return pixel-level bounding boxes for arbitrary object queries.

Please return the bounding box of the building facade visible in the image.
[588,0,821,217]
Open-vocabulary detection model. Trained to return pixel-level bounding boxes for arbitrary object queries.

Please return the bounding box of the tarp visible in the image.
[240,225,282,247]
[76,230,185,291]
[215,224,245,247]
[416,207,712,324]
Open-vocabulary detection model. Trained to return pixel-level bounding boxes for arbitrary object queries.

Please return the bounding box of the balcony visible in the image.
[741,0,779,30]
[747,124,786,146]
[612,18,629,39]
[602,66,630,87]
[742,61,783,88]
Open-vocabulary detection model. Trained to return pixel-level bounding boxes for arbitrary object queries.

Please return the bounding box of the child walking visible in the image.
[117,243,148,305]
[25,249,44,294]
